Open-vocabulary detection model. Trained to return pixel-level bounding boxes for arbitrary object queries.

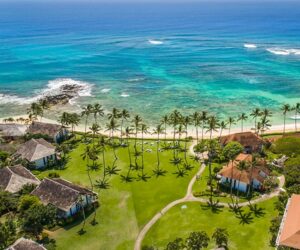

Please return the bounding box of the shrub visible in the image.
[48,172,60,178]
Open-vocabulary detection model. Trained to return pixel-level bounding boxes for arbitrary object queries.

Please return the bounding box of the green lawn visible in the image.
[36,138,199,250]
[143,198,277,250]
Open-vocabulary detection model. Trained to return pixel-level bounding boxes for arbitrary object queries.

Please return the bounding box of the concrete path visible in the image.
[134,142,285,250]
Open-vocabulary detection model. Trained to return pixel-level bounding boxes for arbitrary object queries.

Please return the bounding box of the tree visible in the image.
[166,238,186,250]
[93,103,104,124]
[227,117,236,135]
[139,123,150,181]
[161,114,169,144]
[222,141,243,200]
[81,104,93,135]
[212,228,229,248]
[206,116,219,201]
[281,104,291,134]
[186,231,210,250]
[0,191,18,215]
[132,115,143,154]
[0,217,16,249]
[120,109,130,144]
[292,103,300,132]
[238,113,248,132]
[18,195,40,215]
[69,113,81,134]
[219,120,227,139]
[152,124,166,177]
[191,112,200,144]
[27,102,43,121]
[21,204,56,239]
[250,108,261,134]
[199,111,208,140]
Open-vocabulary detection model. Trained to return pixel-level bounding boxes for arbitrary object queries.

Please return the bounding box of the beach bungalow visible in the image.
[0,164,40,193]
[218,153,269,193]
[31,178,97,218]
[0,123,27,140]
[220,132,264,153]
[14,138,57,169]
[27,121,68,143]
[276,194,300,249]
[7,237,46,250]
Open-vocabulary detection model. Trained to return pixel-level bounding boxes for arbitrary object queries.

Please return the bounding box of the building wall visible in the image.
[220,176,263,192]
[33,154,56,169]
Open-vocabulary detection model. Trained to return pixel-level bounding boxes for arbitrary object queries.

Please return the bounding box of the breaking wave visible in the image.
[267,48,300,56]
[0,78,92,105]
[148,39,164,45]
[244,43,257,49]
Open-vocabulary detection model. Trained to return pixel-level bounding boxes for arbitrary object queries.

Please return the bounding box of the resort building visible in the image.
[0,165,40,193]
[218,153,269,193]
[31,178,97,218]
[14,138,57,169]
[27,121,68,143]
[277,194,300,249]
[7,237,46,250]
[0,123,27,140]
[220,132,264,153]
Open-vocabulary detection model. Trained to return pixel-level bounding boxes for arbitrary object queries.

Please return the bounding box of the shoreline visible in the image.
[0,114,299,139]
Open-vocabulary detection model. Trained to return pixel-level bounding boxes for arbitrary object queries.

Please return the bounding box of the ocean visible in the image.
[0,1,300,125]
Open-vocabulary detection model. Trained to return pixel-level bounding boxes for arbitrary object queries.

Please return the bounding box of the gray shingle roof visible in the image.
[32,178,94,211]
[7,237,46,250]
[27,122,62,137]
[15,138,56,162]
[0,165,40,193]
[0,123,27,137]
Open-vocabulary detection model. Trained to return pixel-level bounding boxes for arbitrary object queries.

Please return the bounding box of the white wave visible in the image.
[0,78,92,105]
[244,43,257,49]
[101,88,111,93]
[127,77,145,82]
[120,93,130,97]
[267,48,300,56]
[148,39,163,45]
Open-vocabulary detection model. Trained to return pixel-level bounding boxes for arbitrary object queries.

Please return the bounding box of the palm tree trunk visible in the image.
[157,133,160,168]
[283,114,286,134]
[120,119,124,144]
[196,126,199,144]
[295,109,297,132]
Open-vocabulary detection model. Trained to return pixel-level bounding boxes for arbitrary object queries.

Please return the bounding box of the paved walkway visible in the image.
[134,141,285,250]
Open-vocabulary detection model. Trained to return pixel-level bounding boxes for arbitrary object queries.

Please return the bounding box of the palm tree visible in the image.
[81,104,93,135]
[238,113,248,132]
[139,123,150,181]
[212,228,229,248]
[105,118,119,159]
[121,126,134,182]
[199,111,208,140]
[89,123,101,146]
[152,124,165,168]
[120,109,130,144]
[132,115,142,153]
[161,114,169,144]
[108,108,120,120]
[69,113,81,134]
[182,116,191,162]
[93,103,104,124]
[191,112,200,143]
[227,117,236,135]
[38,99,49,121]
[293,103,300,132]
[206,116,219,201]
[27,102,43,121]
[250,108,261,134]
[260,116,272,135]
[169,110,182,158]
[236,160,249,204]
[218,121,227,139]
[262,108,272,119]
[281,104,291,134]
[58,112,70,127]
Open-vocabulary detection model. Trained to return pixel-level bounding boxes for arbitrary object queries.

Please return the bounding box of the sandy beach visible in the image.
[0,114,298,139]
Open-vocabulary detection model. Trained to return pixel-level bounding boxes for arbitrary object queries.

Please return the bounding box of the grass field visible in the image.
[36,138,198,250]
[143,198,277,250]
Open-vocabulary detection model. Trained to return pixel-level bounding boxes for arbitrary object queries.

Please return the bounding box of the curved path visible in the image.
[134,142,285,250]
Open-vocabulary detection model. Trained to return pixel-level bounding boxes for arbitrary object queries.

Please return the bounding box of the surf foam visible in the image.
[244,43,257,49]
[267,48,300,56]
[0,78,92,105]
[148,39,163,45]
[120,93,130,97]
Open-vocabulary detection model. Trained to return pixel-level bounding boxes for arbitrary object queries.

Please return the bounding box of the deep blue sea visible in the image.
[0,1,300,124]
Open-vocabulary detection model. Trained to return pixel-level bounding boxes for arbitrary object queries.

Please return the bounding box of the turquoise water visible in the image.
[0,2,300,124]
